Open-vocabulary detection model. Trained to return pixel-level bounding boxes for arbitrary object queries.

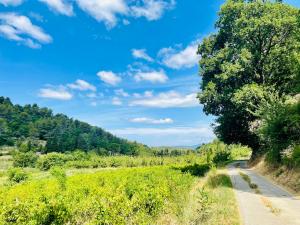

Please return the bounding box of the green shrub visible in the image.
[230,145,252,160]
[12,151,38,168]
[213,151,231,164]
[291,145,300,166]
[256,97,300,163]
[37,153,67,170]
[0,167,194,224]
[179,163,210,176]
[7,168,28,183]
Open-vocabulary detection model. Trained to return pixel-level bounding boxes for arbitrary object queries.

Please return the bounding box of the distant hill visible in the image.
[154,145,201,150]
[0,97,147,155]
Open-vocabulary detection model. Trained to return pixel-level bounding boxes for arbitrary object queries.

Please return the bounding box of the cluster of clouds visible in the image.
[0,0,176,47]
[38,79,97,100]
[37,37,200,111]
[0,13,52,48]
[95,39,200,88]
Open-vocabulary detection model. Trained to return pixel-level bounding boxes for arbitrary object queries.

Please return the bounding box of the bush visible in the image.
[230,145,252,160]
[213,151,231,164]
[179,163,210,176]
[37,153,68,170]
[12,151,38,168]
[256,97,300,163]
[7,168,28,183]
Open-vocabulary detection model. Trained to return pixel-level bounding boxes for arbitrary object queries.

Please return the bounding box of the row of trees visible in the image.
[198,0,300,164]
[0,97,148,155]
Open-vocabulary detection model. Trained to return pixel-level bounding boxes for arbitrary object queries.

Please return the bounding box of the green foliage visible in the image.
[50,167,67,190]
[7,168,28,183]
[255,96,300,163]
[0,97,148,155]
[197,0,300,151]
[192,172,239,225]
[212,151,231,164]
[179,164,210,176]
[37,153,68,170]
[196,188,213,221]
[152,147,195,156]
[230,145,252,160]
[12,151,38,168]
[291,145,300,166]
[0,167,194,224]
[198,140,252,164]
[64,154,203,169]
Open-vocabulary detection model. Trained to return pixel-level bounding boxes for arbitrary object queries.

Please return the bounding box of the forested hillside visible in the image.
[0,97,146,155]
[198,0,300,165]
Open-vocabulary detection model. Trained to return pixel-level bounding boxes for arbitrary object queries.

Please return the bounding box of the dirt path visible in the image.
[228,161,300,225]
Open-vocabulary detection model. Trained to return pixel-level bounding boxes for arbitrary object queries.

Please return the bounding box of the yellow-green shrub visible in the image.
[0,167,194,224]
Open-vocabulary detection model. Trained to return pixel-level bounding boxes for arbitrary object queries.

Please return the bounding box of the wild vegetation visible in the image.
[0,141,247,224]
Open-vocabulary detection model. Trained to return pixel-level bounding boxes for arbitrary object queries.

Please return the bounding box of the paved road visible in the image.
[228,161,300,225]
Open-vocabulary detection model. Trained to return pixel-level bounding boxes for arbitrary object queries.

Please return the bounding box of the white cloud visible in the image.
[130,117,173,124]
[131,0,175,21]
[0,13,52,48]
[130,91,198,108]
[75,0,175,28]
[133,90,153,98]
[97,71,122,86]
[112,97,122,105]
[38,87,73,100]
[68,79,96,91]
[134,70,168,83]
[76,0,128,28]
[0,0,23,6]
[159,40,200,69]
[115,89,129,97]
[132,48,153,62]
[40,0,74,16]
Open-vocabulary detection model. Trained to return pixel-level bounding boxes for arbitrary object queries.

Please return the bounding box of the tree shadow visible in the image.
[173,163,210,177]
[206,173,233,188]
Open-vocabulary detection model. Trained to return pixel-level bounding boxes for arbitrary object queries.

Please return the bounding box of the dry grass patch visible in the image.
[158,169,241,225]
[239,171,260,194]
[253,157,300,198]
[261,197,281,216]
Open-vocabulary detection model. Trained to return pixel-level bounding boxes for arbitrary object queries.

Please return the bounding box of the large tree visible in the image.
[198,0,300,151]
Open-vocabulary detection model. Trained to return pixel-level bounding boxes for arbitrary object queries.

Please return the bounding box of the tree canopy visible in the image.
[0,97,147,155]
[198,0,300,152]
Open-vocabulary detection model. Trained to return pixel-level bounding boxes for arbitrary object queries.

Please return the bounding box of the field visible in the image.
[0,143,249,224]
[0,167,195,224]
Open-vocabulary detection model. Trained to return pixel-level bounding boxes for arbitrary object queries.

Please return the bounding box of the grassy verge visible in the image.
[252,156,300,197]
[160,169,240,225]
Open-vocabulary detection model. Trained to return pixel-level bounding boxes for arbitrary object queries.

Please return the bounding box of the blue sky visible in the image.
[0,0,299,147]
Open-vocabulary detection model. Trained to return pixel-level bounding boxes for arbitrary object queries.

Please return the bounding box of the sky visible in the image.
[0,0,299,147]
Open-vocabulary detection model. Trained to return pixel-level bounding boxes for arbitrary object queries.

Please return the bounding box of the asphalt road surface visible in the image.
[228,161,300,225]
